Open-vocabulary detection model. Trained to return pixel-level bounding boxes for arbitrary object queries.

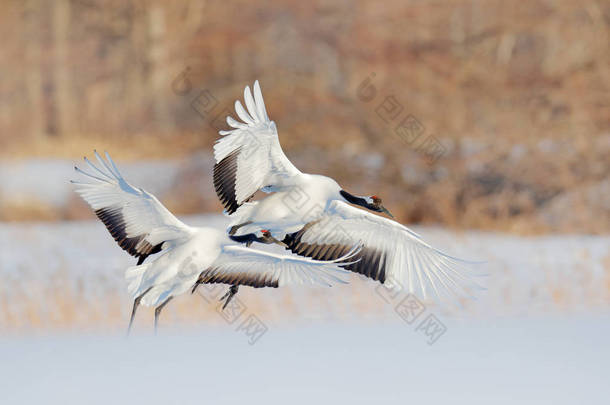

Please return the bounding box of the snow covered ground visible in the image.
[1,317,608,404]
[0,156,217,221]
[2,215,609,330]
[1,215,609,403]
[0,157,184,209]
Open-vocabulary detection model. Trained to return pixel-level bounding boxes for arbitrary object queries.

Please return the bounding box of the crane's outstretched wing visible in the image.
[213,80,301,214]
[283,201,484,301]
[196,244,362,289]
[72,151,192,263]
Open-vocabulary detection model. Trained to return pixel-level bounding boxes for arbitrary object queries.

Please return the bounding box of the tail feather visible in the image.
[140,286,168,307]
[125,263,151,298]
[125,265,174,307]
[125,256,200,308]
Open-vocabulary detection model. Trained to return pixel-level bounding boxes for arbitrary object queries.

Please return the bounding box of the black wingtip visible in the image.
[191,282,200,294]
[213,147,242,215]
[283,227,386,284]
[94,207,162,259]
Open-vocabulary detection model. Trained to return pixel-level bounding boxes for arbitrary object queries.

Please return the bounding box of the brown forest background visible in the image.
[0,0,609,234]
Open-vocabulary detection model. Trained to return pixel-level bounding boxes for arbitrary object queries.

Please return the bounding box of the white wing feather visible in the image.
[289,201,484,301]
[204,243,362,288]
[213,81,301,210]
[72,151,191,255]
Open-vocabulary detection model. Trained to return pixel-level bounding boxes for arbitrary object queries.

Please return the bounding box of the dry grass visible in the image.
[0,274,394,333]
[3,256,610,332]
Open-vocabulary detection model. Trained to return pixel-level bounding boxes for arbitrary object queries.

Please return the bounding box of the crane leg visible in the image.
[219,285,239,309]
[154,296,173,335]
[127,287,152,336]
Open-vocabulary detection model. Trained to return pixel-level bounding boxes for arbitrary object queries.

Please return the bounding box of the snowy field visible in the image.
[0,157,187,211]
[1,318,608,404]
[1,215,609,403]
[2,215,609,330]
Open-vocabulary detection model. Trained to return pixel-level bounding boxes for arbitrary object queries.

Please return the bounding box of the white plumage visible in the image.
[213,81,484,301]
[73,151,359,331]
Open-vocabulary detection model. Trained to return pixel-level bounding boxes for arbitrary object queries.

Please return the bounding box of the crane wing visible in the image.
[197,244,361,288]
[72,151,191,263]
[283,201,484,301]
[213,80,301,214]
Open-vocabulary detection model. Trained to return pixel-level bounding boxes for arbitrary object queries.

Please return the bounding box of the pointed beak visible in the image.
[271,236,289,248]
[380,206,394,218]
